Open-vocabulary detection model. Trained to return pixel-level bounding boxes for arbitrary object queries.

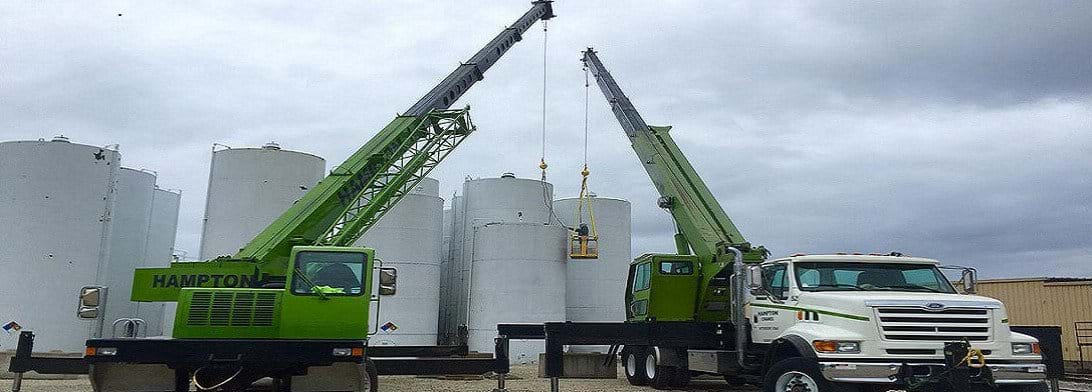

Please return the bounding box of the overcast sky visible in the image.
[2,1,1088,278]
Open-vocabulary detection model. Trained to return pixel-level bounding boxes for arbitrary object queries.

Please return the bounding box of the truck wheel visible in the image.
[622,346,650,386]
[645,350,677,390]
[764,357,848,392]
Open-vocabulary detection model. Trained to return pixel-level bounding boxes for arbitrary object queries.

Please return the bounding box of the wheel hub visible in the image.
[776,371,818,392]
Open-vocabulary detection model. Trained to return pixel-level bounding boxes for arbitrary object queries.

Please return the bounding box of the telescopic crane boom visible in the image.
[581,48,764,263]
[582,48,765,323]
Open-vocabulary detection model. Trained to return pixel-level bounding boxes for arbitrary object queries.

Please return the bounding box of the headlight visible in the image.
[1012,343,1040,355]
[813,340,861,354]
[332,348,353,356]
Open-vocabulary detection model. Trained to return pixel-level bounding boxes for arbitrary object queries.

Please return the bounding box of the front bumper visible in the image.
[818,361,1047,384]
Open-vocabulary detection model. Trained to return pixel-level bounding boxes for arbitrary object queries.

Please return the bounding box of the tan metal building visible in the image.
[977,277,1092,363]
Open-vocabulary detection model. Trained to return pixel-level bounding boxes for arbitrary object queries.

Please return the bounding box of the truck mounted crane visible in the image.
[72,3,556,392]
[566,48,1048,392]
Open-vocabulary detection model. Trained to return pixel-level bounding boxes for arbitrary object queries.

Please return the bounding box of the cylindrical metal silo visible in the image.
[357,178,443,346]
[136,188,181,337]
[453,175,556,340]
[199,143,325,259]
[553,195,632,352]
[99,168,157,331]
[0,137,120,353]
[466,222,567,363]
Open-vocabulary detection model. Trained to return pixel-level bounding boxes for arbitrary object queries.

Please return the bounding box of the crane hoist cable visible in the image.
[538,19,549,181]
[537,19,564,226]
[570,62,599,259]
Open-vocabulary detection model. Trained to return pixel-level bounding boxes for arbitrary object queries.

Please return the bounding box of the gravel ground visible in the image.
[2,366,1087,392]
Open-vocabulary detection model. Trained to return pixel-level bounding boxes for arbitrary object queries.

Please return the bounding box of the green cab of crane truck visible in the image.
[169,246,384,340]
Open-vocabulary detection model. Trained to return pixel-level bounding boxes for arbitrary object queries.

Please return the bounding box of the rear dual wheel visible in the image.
[623,346,649,386]
[644,349,690,390]
[622,346,690,389]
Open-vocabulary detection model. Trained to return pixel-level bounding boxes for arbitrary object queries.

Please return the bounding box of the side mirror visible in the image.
[961,268,978,294]
[379,268,397,296]
[747,266,763,291]
[77,286,107,320]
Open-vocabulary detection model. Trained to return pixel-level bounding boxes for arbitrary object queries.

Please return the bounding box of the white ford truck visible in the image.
[744,254,1047,391]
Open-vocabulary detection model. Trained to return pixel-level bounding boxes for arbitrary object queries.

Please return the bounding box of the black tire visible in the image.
[622,346,650,386]
[646,350,677,390]
[764,357,855,392]
[364,359,379,392]
[998,383,1050,392]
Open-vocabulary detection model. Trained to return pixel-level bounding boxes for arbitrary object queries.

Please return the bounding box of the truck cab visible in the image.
[747,254,1047,390]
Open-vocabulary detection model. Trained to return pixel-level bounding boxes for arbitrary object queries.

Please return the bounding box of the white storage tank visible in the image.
[554,195,632,352]
[0,136,120,353]
[357,178,443,346]
[466,222,567,363]
[199,143,325,259]
[99,168,157,331]
[451,174,556,339]
[136,188,181,337]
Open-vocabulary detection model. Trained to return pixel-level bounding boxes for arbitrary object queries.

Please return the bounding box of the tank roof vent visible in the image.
[51,135,70,143]
[500,172,516,179]
[262,141,281,150]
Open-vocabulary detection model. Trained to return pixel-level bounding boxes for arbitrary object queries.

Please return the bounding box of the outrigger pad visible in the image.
[893,341,995,392]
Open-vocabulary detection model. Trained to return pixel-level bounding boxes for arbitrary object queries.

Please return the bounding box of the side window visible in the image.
[659,260,694,275]
[632,263,652,292]
[762,264,789,299]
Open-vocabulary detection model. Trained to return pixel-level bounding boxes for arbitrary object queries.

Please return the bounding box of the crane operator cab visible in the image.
[570,222,599,259]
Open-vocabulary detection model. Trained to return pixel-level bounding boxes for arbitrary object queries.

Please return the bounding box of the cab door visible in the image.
[625,261,652,321]
[279,246,374,339]
[748,262,797,343]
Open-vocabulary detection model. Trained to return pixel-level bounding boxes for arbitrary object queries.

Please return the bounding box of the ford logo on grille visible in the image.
[925,303,946,311]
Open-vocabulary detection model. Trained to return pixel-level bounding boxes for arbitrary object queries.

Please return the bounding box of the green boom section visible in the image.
[581,49,764,263]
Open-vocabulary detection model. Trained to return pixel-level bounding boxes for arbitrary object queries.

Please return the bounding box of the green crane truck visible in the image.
[531,49,1047,392]
[75,3,556,391]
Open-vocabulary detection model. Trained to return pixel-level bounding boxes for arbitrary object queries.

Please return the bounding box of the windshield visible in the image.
[292,251,366,296]
[793,262,957,294]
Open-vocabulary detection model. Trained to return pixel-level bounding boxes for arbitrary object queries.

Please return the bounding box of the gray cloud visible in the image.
[1,0,1088,278]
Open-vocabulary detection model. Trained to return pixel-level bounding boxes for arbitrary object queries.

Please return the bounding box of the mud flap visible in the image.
[90,363,177,392]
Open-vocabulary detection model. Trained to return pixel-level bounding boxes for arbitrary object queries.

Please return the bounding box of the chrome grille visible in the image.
[186,291,278,327]
[876,307,991,341]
